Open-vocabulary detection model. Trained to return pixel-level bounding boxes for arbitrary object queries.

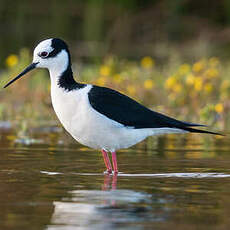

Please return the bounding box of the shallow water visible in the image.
[1,127,230,230]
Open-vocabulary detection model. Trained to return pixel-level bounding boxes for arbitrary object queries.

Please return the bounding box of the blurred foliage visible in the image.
[1,49,230,133]
[1,0,230,64]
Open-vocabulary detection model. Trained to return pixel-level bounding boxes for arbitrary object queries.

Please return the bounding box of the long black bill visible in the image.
[3,62,38,88]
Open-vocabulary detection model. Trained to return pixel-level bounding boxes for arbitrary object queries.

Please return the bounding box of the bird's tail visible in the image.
[151,110,223,136]
[181,126,223,136]
[170,120,223,136]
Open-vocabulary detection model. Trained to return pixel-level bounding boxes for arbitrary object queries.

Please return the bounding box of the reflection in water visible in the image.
[48,174,167,230]
[102,174,117,190]
[45,172,230,229]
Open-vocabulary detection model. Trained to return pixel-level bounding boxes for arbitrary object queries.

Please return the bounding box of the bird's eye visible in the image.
[39,51,49,58]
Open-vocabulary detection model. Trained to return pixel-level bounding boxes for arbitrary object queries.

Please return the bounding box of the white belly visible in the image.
[51,85,148,151]
[51,84,184,151]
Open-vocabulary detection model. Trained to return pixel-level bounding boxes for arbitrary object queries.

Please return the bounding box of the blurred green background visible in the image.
[2,0,230,61]
[1,0,230,133]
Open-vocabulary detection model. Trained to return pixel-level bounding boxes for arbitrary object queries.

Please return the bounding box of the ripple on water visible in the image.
[40,171,230,178]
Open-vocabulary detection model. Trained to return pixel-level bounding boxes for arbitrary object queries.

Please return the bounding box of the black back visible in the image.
[88,85,199,129]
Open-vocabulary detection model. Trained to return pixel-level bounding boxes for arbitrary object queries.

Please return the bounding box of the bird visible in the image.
[3,38,221,174]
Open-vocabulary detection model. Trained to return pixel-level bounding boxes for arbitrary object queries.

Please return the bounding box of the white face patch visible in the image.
[32,39,54,68]
[32,38,69,76]
[33,39,53,57]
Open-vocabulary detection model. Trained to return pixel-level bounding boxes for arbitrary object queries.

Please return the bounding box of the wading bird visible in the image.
[4,38,220,174]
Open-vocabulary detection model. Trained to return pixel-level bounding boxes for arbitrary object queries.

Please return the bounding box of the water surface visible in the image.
[0,127,230,230]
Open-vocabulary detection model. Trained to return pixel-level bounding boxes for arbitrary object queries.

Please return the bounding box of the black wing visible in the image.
[88,85,220,135]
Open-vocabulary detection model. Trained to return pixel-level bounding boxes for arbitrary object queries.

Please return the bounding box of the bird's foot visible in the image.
[103,170,118,175]
[104,169,113,175]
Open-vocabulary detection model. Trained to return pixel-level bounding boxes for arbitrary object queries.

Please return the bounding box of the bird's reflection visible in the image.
[47,173,155,229]
[102,173,117,191]
[101,173,118,206]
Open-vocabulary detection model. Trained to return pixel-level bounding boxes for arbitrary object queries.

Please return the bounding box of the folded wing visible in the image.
[88,86,221,135]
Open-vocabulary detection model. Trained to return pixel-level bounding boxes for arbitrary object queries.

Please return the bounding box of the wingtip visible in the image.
[184,121,207,127]
[184,126,224,136]
[182,121,225,136]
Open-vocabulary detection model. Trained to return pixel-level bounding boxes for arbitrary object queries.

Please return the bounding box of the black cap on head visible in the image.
[47,38,70,60]
[52,38,69,51]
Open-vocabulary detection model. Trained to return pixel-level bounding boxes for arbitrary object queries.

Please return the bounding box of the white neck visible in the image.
[48,50,69,86]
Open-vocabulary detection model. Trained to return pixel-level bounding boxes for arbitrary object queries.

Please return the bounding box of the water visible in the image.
[1,127,230,230]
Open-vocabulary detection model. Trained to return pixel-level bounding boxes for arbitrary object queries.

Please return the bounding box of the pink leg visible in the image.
[111,151,118,174]
[101,149,112,174]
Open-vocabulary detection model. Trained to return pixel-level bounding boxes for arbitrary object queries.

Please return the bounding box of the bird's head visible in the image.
[4,38,71,88]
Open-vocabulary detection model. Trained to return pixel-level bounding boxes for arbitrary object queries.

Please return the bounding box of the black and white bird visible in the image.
[4,38,220,174]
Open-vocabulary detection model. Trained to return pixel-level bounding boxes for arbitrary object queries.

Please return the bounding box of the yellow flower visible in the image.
[209,57,219,67]
[6,54,18,68]
[215,103,224,113]
[205,68,219,78]
[141,56,154,69]
[221,80,230,90]
[144,79,154,89]
[194,77,203,91]
[173,83,182,93]
[126,85,136,95]
[113,74,122,83]
[178,64,190,75]
[96,76,106,86]
[99,65,111,77]
[192,61,205,73]
[186,74,195,85]
[165,76,176,89]
[204,83,213,93]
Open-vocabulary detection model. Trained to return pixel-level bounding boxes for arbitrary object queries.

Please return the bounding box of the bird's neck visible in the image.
[48,55,85,91]
[57,65,85,91]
